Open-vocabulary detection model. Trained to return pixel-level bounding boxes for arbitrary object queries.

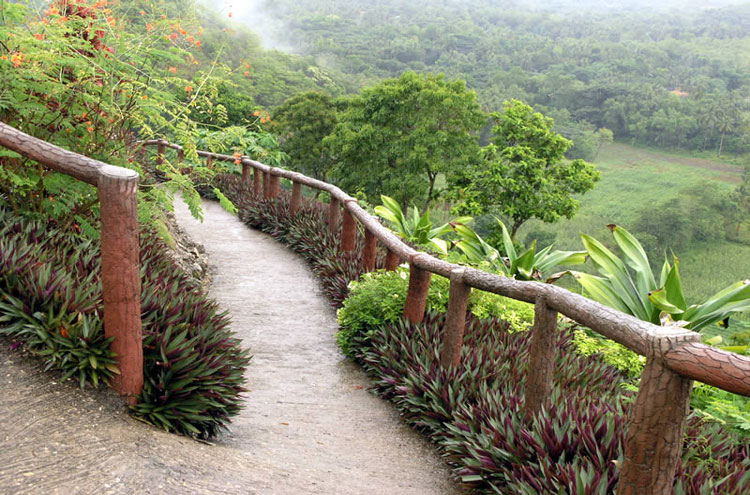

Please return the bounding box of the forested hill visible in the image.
[244,0,750,158]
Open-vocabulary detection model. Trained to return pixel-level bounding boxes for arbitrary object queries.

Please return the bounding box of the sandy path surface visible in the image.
[0,198,464,495]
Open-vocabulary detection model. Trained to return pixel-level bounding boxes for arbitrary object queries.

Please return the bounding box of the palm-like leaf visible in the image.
[572,225,750,333]
[375,195,470,255]
[453,218,584,280]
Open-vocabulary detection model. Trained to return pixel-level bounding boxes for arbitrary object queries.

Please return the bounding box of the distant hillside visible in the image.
[244,0,750,157]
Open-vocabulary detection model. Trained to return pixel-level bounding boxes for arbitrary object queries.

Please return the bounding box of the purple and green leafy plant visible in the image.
[0,207,250,439]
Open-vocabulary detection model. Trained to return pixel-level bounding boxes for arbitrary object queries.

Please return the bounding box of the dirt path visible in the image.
[0,198,464,495]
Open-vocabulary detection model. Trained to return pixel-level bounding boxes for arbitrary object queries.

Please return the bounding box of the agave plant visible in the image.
[374,195,471,254]
[454,218,586,281]
[570,224,750,332]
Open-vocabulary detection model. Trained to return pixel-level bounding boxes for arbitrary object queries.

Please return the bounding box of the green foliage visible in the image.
[374,194,471,254]
[451,100,600,237]
[572,329,646,376]
[261,0,750,156]
[336,268,450,356]
[0,1,206,223]
[633,183,739,255]
[453,217,586,281]
[324,71,485,208]
[271,91,339,181]
[193,125,286,167]
[0,208,250,438]
[691,384,750,436]
[570,224,750,331]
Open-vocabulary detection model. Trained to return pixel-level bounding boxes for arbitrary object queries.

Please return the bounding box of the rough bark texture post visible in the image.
[440,269,471,368]
[341,207,356,252]
[328,197,341,235]
[157,141,165,167]
[270,173,281,198]
[98,166,143,405]
[206,155,213,167]
[290,181,302,213]
[618,357,694,495]
[263,171,271,199]
[403,260,432,324]
[522,297,559,419]
[177,148,184,163]
[253,167,263,196]
[242,161,252,185]
[385,249,401,271]
[362,228,378,272]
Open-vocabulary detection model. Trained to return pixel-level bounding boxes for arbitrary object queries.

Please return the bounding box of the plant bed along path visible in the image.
[0,197,464,495]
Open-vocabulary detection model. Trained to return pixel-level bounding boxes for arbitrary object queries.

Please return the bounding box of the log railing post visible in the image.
[385,249,401,271]
[98,166,143,405]
[177,148,184,164]
[253,167,263,196]
[263,171,271,199]
[341,204,356,252]
[269,172,281,199]
[440,268,471,368]
[328,197,340,235]
[290,180,302,213]
[362,228,378,272]
[618,351,696,495]
[242,160,252,185]
[156,140,166,167]
[403,258,431,324]
[206,155,213,167]
[522,296,558,419]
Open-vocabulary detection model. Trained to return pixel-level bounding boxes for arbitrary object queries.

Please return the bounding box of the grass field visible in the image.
[518,142,749,307]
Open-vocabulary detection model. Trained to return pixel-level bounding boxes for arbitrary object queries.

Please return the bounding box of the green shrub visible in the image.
[336,268,450,356]
[572,329,646,377]
[467,290,534,331]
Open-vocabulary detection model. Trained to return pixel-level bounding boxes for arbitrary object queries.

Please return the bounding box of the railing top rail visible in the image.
[0,122,138,186]
[143,138,750,397]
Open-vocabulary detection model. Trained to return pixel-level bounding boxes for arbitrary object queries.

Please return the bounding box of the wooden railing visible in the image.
[0,122,142,405]
[144,138,750,494]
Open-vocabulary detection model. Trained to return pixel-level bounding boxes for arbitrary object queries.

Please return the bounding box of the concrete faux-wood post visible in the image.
[98,165,143,405]
[341,203,357,252]
[242,160,252,185]
[440,268,471,368]
[206,155,213,167]
[263,171,271,199]
[177,148,184,163]
[362,228,378,272]
[522,296,558,419]
[328,197,341,235]
[385,249,401,271]
[253,167,263,196]
[269,172,281,199]
[290,180,302,214]
[157,140,166,167]
[403,256,432,324]
[618,332,701,495]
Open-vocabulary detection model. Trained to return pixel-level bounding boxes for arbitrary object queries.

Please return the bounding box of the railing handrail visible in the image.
[0,121,142,404]
[1,122,138,185]
[142,138,750,397]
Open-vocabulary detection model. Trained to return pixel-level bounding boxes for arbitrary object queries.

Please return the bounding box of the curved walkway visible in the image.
[0,198,463,495]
